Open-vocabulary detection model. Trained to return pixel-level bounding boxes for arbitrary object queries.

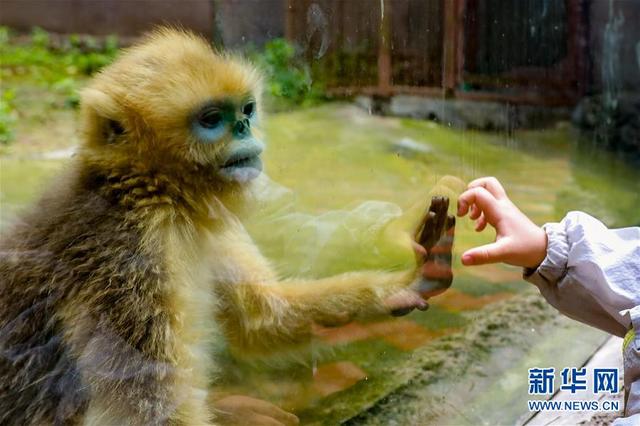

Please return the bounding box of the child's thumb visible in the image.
[461,240,509,266]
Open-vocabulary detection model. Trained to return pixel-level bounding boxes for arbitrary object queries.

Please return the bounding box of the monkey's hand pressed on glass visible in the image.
[388,196,456,316]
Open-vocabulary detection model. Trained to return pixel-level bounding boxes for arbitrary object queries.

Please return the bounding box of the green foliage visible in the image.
[2,29,327,114]
[30,26,50,48]
[0,89,17,145]
[248,38,327,109]
[65,32,119,75]
[0,26,10,46]
[0,26,118,108]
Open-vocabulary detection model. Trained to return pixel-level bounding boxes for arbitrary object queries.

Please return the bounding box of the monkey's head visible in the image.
[80,28,264,186]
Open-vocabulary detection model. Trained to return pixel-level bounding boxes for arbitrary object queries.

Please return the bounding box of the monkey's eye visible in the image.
[242,101,256,117]
[197,107,223,129]
[109,120,125,136]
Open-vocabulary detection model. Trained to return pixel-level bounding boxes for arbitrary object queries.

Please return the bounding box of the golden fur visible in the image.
[0,28,424,425]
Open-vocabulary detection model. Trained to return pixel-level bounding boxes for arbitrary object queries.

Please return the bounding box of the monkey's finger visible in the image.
[414,195,441,241]
[416,198,452,264]
[391,299,430,316]
[284,415,300,426]
[261,409,299,426]
[428,195,448,216]
[385,290,428,316]
[249,414,286,426]
[445,214,456,231]
[237,398,299,425]
[417,211,437,248]
[426,196,444,229]
[391,302,429,316]
[430,196,449,237]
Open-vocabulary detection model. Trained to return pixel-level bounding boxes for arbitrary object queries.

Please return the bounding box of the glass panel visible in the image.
[0,1,638,424]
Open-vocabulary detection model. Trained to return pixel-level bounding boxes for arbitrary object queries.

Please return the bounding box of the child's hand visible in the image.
[457,177,547,268]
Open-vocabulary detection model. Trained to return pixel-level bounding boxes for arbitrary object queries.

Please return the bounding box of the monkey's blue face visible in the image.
[191,98,263,183]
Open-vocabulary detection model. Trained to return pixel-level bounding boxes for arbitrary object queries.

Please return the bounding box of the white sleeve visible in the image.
[524,211,640,337]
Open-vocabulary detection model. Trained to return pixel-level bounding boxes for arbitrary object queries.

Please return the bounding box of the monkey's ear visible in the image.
[81,88,126,145]
[81,88,122,121]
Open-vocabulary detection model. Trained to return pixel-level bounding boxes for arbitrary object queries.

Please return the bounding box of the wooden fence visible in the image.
[285,0,588,106]
[2,0,593,106]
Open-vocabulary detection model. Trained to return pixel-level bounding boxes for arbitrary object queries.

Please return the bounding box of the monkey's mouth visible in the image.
[219,149,263,183]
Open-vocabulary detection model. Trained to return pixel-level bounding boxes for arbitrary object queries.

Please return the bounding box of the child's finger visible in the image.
[469,203,482,220]
[475,213,487,232]
[461,239,509,266]
[457,187,499,219]
[467,177,507,200]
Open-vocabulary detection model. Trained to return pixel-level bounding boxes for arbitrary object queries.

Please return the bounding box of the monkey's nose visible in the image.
[233,119,251,138]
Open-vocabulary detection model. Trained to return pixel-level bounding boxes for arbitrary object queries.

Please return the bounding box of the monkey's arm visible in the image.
[216,269,414,352]
[217,197,455,354]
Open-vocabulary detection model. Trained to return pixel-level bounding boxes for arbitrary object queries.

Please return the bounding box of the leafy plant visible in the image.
[0,26,9,47]
[0,27,118,107]
[0,89,17,145]
[30,26,51,48]
[248,38,326,109]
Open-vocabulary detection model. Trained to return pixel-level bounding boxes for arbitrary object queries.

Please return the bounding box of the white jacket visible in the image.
[524,211,640,338]
[525,212,640,424]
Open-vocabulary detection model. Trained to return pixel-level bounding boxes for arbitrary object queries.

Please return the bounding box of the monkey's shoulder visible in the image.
[0,187,166,307]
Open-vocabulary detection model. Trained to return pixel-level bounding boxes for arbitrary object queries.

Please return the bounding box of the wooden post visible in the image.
[443,0,462,97]
[284,0,295,41]
[567,0,588,98]
[377,0,392,96]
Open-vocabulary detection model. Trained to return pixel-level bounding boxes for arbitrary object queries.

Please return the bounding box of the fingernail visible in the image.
[462,254,472,265]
